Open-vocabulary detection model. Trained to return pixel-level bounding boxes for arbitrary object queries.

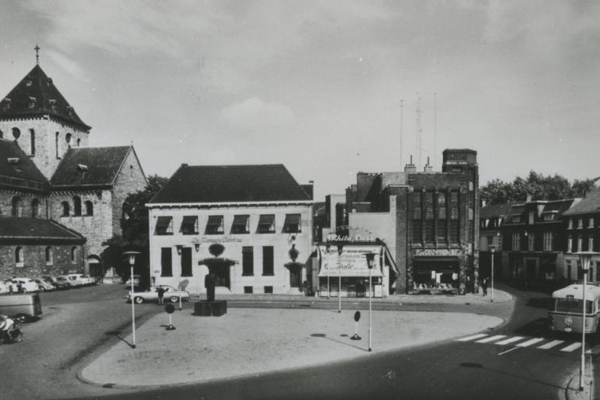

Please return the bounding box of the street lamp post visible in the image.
[365,252,375,352]
[574,251,598,391]
[123,251,141,349]
[337,244,343,313]
[490,246,495,303]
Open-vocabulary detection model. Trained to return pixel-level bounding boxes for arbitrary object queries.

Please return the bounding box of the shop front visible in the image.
[412,258,460,294]
[317,243,395,298]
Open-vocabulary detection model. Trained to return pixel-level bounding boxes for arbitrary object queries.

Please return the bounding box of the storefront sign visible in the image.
[201,237,242,244]
[318,245,383,277]
[325,233,377,242]
[415,249,463,257]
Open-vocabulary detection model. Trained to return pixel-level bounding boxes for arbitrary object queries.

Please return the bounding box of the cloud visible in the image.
[45,49,87,81]
[219,97,295,132]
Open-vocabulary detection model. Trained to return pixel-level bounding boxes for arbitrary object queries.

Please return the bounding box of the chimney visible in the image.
[424,156,433,173]
[404,155,417,174]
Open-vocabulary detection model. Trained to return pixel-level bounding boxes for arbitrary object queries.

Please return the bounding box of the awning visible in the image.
[318,245,383,277]
[258,214,275,233]
[232,215,250,232]
[155,216,172,234]
[283,214,301,233]
[206,215,224,234]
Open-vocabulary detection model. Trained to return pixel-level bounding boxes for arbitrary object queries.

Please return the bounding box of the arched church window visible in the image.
[61,201,70,217]
[12,127,20,140]
[73,196,82,216]
[15,246,23,265]
[66,133,72,146]
[77,138,81,147]
[55,132,60,159]
[0,129,3,139]
[85,201,94,216]
[45,247,53,265]
[30,129,35,155]
[11,197,22,217]
[71,247,78,263]
[31,198,40,218]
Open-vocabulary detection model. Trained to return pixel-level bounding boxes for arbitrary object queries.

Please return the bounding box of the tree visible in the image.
[481,171,598,205]
[102,175,169,283]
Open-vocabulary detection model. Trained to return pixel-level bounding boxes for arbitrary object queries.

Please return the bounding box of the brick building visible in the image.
[478,203,511,279]
[320,149,480,295]
[147,164,314,295]
[0,59,147,277]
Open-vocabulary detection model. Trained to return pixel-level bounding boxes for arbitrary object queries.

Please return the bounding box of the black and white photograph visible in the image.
[1,1,599,399]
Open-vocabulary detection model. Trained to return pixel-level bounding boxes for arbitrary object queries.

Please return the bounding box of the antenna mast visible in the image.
[434,93,437,165]
[400,99,404,167]
[416,95,423,169]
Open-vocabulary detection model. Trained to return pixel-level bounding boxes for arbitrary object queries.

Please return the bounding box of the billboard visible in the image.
[318,245,383,277]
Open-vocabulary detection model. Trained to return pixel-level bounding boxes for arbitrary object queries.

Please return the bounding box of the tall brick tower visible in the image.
[0,64,91,179]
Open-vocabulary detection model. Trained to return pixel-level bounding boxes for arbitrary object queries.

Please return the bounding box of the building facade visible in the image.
[148,164,314,295]
[0,59,147,277]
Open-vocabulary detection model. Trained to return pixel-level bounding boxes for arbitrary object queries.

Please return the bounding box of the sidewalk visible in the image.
[79,290,510,389]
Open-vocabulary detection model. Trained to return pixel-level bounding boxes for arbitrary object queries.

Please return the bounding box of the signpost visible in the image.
[351,311,361,340]
[165,304,176,330]
[123,251,141,349]
[365,252,375,352]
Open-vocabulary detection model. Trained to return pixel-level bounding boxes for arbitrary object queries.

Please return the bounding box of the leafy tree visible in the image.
[101,175,169,284]
[481,171,598,205]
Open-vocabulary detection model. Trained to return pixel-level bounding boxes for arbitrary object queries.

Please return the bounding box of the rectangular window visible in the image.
[528,212,535,225]
[512,216,521,223]
[449,220,459,243]
[424,192,434,220]
[413,192,422,220]
[528,233,535,251]
[205,215,224,235]
[180,216,198,235]
[568,218,573,229]
[283,214,302,233]
[413,220,422,243]
[578,235,583,252]
[263,246,274,276]
[257,215,276,234]
[181,247,192,276]
[589,236,594,252]
[450,192,459,220]
[231,215,250,234]
[578,218,583,229]
[155,216,173,235]
[590,218,595,228]
[161,247,172,277]
[244,286,253,294]
[512,233,520,251]
[264,286,273,294]
[543,214,555,221]
[568,235,573,253]
[242,247,254,276]
[543,232,553,251]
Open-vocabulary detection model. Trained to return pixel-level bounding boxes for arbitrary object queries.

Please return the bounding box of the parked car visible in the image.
[82,275,97,285]
[65,274,86,287]
[0,281,10,294]
[42,276,69,290]
[55,276,73,289]
[32,278,55,291]
[7,278,39,293]
[124,275,141,286]
[126,285,189,304]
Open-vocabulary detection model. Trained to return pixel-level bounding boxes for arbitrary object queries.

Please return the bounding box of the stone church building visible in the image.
[0,57,147,279]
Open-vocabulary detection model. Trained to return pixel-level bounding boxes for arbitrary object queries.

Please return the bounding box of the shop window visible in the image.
[264,286,273,294]
[244,286,253,294]
[181,247,192,277]
[283,214,301,233]
[231,215,250,234]
[155,216,173,235]
[71,247,78,263]
[257,215,275,234]
[61,201,70,217]
[73,196,82,216]
[205,215,224,235]
[180,216,198,235]
[242,247,254,276]
[45,247,53,265]
[15,246,23,266]
[263,246,274,276]
[85,201,94,216]
[161,248,173,277]
[11,196,22,217]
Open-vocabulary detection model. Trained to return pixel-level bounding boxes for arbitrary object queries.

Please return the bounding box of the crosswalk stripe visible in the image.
[495,336,525,346]
[561,343,582,352]
[538,340,564,350]
[476,335,507,344]
[457,333,488,342]
[516,338,545,348]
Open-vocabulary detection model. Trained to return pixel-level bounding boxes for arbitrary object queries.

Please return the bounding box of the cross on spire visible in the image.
[34,44,40,65]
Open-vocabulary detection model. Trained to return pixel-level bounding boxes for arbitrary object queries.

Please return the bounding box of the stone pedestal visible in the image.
[194,300,227,317]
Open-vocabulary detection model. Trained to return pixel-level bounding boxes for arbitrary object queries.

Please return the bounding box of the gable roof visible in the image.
[50,146,132,189]
[0,139,49,192]
[563,189,600,217]
[480,203,514,219]
[0,65,90,130]
[0,216,85,244]
[150,164,312,204]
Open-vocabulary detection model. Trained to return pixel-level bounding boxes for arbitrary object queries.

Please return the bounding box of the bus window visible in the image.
[554,298,593,314]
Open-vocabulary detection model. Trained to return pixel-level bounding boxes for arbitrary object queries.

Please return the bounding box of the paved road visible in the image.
[0,283,589,400]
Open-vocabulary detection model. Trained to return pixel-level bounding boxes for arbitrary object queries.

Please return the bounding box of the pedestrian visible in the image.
[481,277,488,296]
[205,272,216,302]
[157,286,165,305]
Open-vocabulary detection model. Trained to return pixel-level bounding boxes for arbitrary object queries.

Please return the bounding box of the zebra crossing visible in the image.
[455,333,600,355]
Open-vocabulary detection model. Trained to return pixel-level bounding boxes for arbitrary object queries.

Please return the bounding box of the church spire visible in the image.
[35,44,40,65]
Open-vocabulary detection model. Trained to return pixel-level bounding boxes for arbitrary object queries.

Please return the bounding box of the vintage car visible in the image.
[126,285,190,304]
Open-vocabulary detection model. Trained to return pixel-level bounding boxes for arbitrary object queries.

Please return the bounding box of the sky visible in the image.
[1,0,599,201]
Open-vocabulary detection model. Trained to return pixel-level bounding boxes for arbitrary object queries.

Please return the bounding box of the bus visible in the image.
[549,283,600,334]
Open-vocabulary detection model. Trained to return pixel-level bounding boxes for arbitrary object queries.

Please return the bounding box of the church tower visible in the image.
[0,49,91,179]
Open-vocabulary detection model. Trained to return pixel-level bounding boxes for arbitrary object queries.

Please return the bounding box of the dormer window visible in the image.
[67,106,74,116]
[49,99,57,110]
[26,77,32,87]
[47,78,53,86]
[28,97,36,108]
[7,158,20,165]
[512,215,521,223]
[77,164,88,171]
[2,98,11,111]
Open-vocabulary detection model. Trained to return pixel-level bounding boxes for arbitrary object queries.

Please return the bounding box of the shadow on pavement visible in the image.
[459,362,567,391]
[104,330,134,349]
